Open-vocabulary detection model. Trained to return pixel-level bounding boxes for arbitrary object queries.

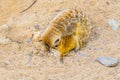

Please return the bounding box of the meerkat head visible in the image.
[41,26,62,48]
[41,34,62,48]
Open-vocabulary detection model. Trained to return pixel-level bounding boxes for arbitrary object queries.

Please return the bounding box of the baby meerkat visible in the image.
[41,9,90,62]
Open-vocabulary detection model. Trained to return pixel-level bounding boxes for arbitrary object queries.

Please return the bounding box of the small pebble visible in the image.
[106,1,110,5]
[26,33,33,43]
[97,56,119,67]
[54,9,61,12]
[34,24,40,29]
[26,38,32,43]
[0,37,11,44]
[1,24,9,29]
[32,31,41,42]
[25,53,33,65]
[108,19,120,31]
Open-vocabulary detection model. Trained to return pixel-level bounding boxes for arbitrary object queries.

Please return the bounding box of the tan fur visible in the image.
[41,9,90,62]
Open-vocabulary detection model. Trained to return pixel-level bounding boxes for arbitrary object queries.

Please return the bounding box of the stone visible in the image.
[26,38,32,43]
[34,24,40,29]
[97,56,119,67]
[108,19,120,31]
[26,33,33,43]
[1,24,9,29]
[32,31,41,42]
[0,37,11,44]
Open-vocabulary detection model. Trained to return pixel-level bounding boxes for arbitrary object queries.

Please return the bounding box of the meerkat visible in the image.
[41,9,90,62]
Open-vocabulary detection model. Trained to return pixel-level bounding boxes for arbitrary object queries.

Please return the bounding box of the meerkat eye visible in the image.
[55,39,60,43]
[54,38,60,48]
[55,45,58,47]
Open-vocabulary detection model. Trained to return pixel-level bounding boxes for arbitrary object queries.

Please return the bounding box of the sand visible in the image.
[0,0,120,80]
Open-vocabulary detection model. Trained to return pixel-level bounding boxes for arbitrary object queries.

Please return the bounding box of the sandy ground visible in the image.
[0,0,120,80]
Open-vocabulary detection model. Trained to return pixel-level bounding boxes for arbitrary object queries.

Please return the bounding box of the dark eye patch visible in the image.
[55,39,60,43]
[54,39,60,48]
[55,45,58,47]
[45,43,49,47]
